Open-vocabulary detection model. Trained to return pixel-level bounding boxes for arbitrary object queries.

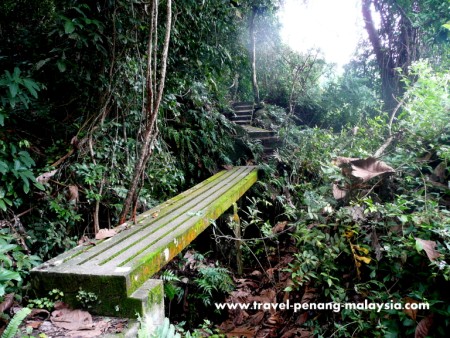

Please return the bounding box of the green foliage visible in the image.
[320,71,381,129]
[145,317,181,338]
[162,81,240,181]
[76,288,98,309]
[161,270,183,303]
[0,87,44,213]
[25,191,80,259]
[1,307,31,338]
[257,61,450,336]
[139,316,224,338]
[0,229,41,297]
[27,288,64,311]
[194,264,235,306]
[397,60,449,143]
[0,68,40,110]
[0,141,42,211]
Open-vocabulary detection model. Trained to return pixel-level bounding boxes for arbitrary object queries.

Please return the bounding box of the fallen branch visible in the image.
[388,96,406,136]
[373,131,404,158]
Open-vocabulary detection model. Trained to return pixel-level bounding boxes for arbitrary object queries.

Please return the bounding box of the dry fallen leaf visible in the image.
[415,238,441,262]
[68,185,79,203]
[301,286,317,304]
[51,308,94,331]
[334,157,360,166]
[403,297,420,321]
[348,157,395,182]
[26,321,42,329]
[415,314,434,338]
[272,221,288,233]
[433,162,446,180]
[0,293,14,313]
[95,228,117,240]
[29,308,50,321]
[66,320,110,337]
[281,327,312,338]
[225,325,257,337]
[36,169,58,184]
[332,184,347,200]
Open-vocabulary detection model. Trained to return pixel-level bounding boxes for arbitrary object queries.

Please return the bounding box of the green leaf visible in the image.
[0,268,21,282]
[57,60,66,73]
[22,178,30,194]
[0,161,8,174]
[14,159,23,171]
[34,182,46,191]
[22,79,39,98]
[8,83,18,98]
[0,199,6,211]
[0,244,18,255]
[415,238,423,252]
[64,20,75,34]
[0,112,4,126]
[0,254,13,268]
[18,151,35,167]
[36,58,52,70]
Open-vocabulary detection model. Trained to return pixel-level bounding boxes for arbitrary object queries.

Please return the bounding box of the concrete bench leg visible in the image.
[130,279,165,326]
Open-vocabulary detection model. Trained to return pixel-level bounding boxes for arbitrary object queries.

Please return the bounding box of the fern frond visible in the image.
[1,307,31,338]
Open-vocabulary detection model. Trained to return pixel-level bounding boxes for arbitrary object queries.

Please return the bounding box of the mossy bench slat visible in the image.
[31,166,258,318]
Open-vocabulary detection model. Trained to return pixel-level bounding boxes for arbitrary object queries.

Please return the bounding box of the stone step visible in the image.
[233,105,253,110]
[242,125,276,138]
[257,136,281,147]
[264,147,276,154]
[230,114,252,121]
[235,120,251,125]
[234,106,254,112]
[233,109,253,115]
[233,101,253,107]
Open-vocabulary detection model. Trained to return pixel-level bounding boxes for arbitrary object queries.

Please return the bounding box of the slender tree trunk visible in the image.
[119,0,172,224]
[249,9,260,104]
[362,0,397,112]
[362,0,418,113]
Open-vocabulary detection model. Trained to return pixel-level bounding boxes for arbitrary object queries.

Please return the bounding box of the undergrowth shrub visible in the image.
[253,62,450,336]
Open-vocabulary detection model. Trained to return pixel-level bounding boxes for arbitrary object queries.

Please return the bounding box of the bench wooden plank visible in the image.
[31,166,258,318]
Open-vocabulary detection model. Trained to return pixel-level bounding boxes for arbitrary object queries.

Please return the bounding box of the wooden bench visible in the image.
[31,166,258,322]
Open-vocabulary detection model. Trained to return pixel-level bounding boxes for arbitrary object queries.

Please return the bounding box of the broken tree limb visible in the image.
[373,131,404,158]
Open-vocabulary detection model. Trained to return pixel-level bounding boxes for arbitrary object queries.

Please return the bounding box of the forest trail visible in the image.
[230,102,280,155]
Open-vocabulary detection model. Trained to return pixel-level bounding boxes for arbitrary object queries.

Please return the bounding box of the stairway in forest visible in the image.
[230,102,280,155]
[230,102,254,125]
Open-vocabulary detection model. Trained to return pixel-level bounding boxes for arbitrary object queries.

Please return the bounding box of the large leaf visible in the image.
[348,157,395,182]
[336,157,395,182]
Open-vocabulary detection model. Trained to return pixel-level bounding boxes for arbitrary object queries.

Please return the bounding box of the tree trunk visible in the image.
[362,0,397,112]
[362,0,419,113]
[119,0,172,224]
[249,9,260,104]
